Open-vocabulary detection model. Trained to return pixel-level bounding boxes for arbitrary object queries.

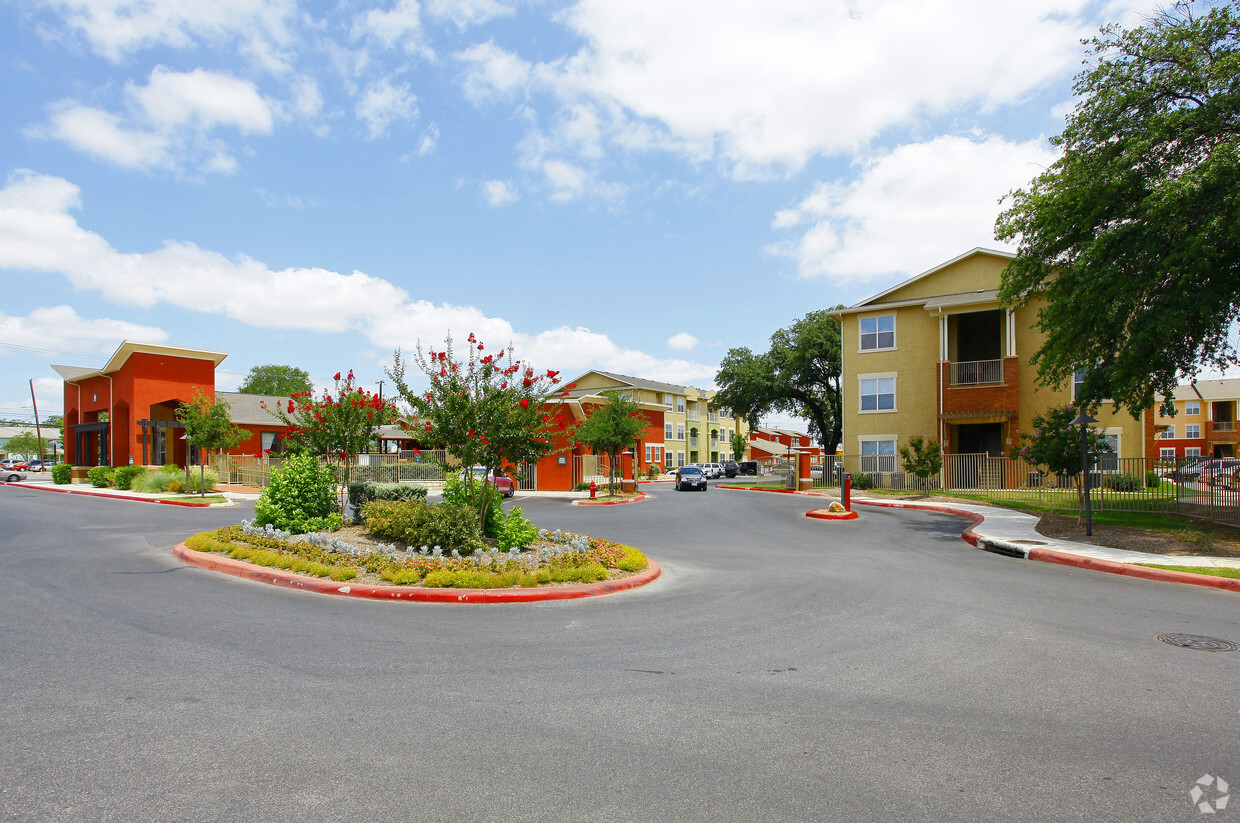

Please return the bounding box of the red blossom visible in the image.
[519,398,530,409]
[334,372,341,381]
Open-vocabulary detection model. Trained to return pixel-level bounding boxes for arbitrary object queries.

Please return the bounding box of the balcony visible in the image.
[950,359,1003,386]
[687,410,701,422]
[940,357,1019,418]
[1208,421,1240,443]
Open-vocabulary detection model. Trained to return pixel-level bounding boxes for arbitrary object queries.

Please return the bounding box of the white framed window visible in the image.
[859,373,896,413]
[677,451,685,467]
[1162,425,1175,439]
[676,397,685,413]
[1073,369,1086,400]
[664,451,673,468]
[677,424,685,440]
[859,437,897,473]
[860,315,895,351]
[1186,424,1202,439]
[665,422,673,440]
[1185,401,1201,415]
[645,445,652,462]
[1160,447,1176,460]
[1186,447,1201,457]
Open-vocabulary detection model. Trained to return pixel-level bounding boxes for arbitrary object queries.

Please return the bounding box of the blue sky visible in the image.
[0,0,1153,427]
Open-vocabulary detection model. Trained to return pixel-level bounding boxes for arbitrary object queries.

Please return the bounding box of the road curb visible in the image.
[572,492,647,506]
[172,543,662,603]
[805,508,859,521]
[851,499,1238,592]
[1027,547,1240,593]
[6,482,219,507]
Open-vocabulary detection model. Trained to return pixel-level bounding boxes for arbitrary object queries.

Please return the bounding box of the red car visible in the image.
[0,459,28,471]
[459,466,515,498]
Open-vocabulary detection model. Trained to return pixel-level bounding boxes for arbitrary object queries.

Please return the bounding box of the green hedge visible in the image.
[361,500,483,552]
[87,466,114,488]
[347,481,427,518]
[51,464,72,485]
[112,465,145,490]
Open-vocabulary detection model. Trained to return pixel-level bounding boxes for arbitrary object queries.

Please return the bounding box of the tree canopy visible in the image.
[714,308,844,454]
[573,390,648,494]
[237,364,314,397]
[996,1,1240,414]
[4,431,42,458]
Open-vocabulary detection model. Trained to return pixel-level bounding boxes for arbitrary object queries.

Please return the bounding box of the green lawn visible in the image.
[1137,564,1240,580]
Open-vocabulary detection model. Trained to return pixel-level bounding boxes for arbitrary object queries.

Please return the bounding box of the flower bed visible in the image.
[185,520,649,590]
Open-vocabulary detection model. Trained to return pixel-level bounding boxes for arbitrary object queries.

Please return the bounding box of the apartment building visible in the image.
[565,370,749,469]
[1154,378,1240,460]
[834,248,1149,482]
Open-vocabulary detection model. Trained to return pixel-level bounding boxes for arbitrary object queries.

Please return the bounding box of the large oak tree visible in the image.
[996,1,1240,414]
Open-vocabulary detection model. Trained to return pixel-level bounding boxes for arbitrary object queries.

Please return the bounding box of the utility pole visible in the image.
[29,379,44,462]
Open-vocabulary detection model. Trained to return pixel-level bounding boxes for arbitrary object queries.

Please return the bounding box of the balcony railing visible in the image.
[1216,421,1236,432]
[708,412,720,423]
[686,411,701,421]
[950,359,1003,385]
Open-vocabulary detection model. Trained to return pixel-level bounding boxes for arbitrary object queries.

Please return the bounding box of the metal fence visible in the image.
[213,451,449,489]
[831,453,1240,528]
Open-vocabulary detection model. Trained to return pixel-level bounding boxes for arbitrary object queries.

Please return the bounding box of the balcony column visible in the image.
[1006,309,1016,357]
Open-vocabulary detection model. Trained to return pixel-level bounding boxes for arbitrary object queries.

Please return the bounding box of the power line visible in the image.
[0,341,104,360]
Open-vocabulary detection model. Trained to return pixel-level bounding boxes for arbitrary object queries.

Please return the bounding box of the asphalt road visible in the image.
[1,483,1237,822]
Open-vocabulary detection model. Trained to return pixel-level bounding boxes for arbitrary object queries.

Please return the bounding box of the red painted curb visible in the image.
[805,508,859,521]
[7,482,220,507]
[1027,548,1240,593]
[172,543,662,603]
[573,492,647,507]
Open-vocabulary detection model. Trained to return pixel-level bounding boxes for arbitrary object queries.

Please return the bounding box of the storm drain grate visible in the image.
[1156,633,1240,653]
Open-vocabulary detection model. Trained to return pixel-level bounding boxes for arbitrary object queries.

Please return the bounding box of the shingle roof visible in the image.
[216,391,291,425]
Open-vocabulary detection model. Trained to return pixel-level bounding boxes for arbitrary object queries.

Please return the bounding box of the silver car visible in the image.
[3,468,28,483]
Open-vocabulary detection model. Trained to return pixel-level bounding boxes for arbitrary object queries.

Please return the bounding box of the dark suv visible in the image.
[738,461,759,476]
[722,461,739,478]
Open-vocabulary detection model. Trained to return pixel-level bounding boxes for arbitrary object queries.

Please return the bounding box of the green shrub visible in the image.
[646,464,661,479]
[851,472,874,490]
[131,465,182,493]
[1101,473,1141,492]
[51,464,72,484]
[616,545,648,572]
[348,481,427,520]
[362,499,484,552]
[442,474,505,537]
[573,482,593,491]
[1145,470,1160,488]
[254,453,341,534]
[182,466,219,493]
[87,466,115,488]
[111,465,145,491]
[497,506,539,550]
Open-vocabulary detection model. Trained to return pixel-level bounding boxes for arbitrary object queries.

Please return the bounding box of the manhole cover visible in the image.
[1156,633,1240,653]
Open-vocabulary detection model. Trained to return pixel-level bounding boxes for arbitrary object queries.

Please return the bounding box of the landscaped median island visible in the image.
[183,519,650,591]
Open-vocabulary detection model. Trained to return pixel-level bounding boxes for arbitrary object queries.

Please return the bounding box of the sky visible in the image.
[0,0,1156,430]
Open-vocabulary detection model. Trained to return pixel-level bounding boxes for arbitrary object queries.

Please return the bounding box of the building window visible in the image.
[1160,448,1176,460]
[1099,433,1119,471]
[1073,369,1086,400]
[1186,401,1201,415]
[677,424,685,440]
[645,445,652,462]
[859,376,896,412]
[677,451,685,467]
[860,315,895,351]
[1161,426,1175,439]
[676,397,685,413]
[859,438,897,473]
[1186,424,1202,439]
[1186,447,1201,457]
[665,422,673,440]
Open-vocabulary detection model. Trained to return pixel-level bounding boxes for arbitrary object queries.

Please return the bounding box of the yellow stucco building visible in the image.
[834,248,1150,484]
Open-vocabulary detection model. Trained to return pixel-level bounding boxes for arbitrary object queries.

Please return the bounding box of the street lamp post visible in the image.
[1072,410,1098,536]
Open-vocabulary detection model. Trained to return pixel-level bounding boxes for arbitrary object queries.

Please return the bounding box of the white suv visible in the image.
[702,462,723,478]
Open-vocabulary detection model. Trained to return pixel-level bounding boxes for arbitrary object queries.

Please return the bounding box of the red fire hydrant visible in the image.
[589,480,597,499]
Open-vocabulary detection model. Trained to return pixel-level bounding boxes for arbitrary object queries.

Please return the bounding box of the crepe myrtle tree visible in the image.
[1008,405,1110,513]
[573,390,647,495]
[387,333,572,530]
[261,371,397,516]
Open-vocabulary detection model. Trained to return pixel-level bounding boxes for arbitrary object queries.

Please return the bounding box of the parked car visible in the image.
[1163,459,1215,482]
[459,466,515,498]
[2,468,28,483]
[674,465,708,491]
[737,460,760,476]
[1205,458,1240,486]
[722,461,739,478]
[701,462,723,478]
[1,459,28,471]
[26,460,48,472]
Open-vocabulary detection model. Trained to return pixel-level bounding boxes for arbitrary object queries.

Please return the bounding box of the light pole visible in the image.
[1072,410,1098,536]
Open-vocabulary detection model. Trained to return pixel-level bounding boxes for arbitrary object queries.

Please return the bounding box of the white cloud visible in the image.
[0,170,714,382]
[33,0,298,64]
[416,122,439,155]
[132,67,274,134]
[667,332,698,351]
[29,67,275,174]
[768,134,1059,283]
[356,78,419,139]
[425,0,514,29]
[456,41,531,105]
[482,179,518,207]
[353,0,434,57]
[0,305,168,353]
[32,102,171,170]
[490,0,1146,181]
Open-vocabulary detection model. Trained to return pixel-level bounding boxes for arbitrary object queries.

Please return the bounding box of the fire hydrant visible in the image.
[589,480,597,499]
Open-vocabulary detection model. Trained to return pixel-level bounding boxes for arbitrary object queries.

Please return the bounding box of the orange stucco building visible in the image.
[54,341,292,467]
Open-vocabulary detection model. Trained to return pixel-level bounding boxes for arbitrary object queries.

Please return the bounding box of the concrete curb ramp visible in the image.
[851,498,1240,594]
[173,543,662,603]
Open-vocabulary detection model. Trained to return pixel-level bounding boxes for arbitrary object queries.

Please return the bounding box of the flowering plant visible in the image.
[386,333,572,528]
